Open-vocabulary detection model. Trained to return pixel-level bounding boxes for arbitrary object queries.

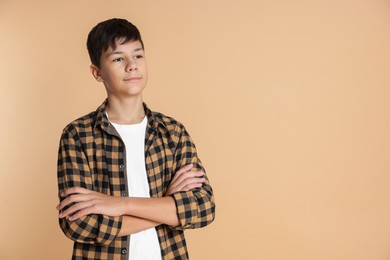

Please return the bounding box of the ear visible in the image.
[90,64,103,82]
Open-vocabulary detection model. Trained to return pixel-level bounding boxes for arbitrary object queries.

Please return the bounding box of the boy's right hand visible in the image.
[165,164,205,196]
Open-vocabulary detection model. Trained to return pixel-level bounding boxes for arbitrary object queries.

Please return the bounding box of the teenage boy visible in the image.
[56,18,215,260]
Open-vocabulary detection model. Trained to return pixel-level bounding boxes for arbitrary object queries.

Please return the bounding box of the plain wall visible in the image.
[1,0,390,259]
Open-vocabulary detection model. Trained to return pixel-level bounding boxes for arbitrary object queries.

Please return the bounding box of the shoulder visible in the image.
[61,110,97,137]
[150,110,187,135]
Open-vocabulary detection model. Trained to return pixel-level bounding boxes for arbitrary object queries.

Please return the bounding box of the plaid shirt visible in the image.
[57,100,215,260]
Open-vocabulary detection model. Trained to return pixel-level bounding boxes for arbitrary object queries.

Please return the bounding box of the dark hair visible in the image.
[87,18,144,67]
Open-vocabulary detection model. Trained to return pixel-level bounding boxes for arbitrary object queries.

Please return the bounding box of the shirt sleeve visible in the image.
[57,126,122,246]
[170,124,216,230]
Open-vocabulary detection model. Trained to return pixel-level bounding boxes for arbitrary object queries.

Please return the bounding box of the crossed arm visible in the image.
[57,164,205,237]
[57,124,215,245]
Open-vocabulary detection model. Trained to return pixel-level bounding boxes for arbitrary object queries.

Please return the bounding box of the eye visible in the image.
[113,57,123,62]
[135,55,143,59]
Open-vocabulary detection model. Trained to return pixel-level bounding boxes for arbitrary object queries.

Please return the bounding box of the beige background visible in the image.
[1,0,390,259]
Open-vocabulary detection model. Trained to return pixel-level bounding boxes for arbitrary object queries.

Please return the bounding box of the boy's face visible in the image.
[90,39,147,100]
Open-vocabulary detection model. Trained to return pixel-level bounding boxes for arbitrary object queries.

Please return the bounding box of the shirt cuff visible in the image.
[96,215,122,246]
[171,191,198,230]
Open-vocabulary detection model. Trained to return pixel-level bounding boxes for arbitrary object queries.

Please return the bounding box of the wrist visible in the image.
[117,196,131,216]
[121,197,135,216]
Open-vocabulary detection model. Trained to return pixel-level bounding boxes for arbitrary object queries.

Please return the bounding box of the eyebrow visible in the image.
[109,48,144,56]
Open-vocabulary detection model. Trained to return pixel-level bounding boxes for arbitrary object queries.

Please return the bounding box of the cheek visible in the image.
[141,63,148,76]
[102,70,120,81]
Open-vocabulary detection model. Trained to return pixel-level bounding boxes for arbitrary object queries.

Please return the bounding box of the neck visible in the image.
[105,95,145,124]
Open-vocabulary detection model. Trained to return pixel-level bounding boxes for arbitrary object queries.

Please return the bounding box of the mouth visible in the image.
[124,77,142,81]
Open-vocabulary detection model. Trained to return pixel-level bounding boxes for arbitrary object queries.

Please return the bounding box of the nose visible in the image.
[125,60,138,72]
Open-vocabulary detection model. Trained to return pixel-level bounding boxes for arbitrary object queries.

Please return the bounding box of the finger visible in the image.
[59,200,96,219]
[174,177,206,193]
[57,194,93,211]
[181,182,203,191]
[168,171,203,192]
[61,186,91,197]
[57,194,85,211]
[171,164,193,183]
[176,164,193,175]
[165,169,203,196]
[68,206,95,221]
[167,178,204,195]
[172,171,204,189]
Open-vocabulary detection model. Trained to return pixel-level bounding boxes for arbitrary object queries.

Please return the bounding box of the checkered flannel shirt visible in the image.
[57,100,215,260]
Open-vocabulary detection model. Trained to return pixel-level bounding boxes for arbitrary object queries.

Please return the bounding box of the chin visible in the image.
[124,89,144,97]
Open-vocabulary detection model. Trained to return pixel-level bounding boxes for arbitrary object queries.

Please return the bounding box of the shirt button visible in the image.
[121,192,127,197]
[119,165,124,169]
[121,249,127,255]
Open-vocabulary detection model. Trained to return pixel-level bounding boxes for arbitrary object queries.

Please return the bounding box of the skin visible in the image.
[57,40,205,236]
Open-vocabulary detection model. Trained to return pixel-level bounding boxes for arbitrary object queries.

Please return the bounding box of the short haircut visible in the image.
[87,18,144,67]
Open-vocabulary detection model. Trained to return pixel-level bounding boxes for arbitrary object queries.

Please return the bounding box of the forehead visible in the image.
[106,38,143,53]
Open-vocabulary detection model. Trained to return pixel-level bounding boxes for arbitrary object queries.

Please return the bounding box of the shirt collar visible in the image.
[93,99,166,131]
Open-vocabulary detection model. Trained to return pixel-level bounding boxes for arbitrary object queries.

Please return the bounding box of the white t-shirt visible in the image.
[110,116,162,260]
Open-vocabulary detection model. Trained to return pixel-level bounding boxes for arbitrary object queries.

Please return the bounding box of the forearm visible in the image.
[58,188,180,227]
[59,214,122,246]
[170,125,216,230]
[122,196,179,227]
[118,215,161,237]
